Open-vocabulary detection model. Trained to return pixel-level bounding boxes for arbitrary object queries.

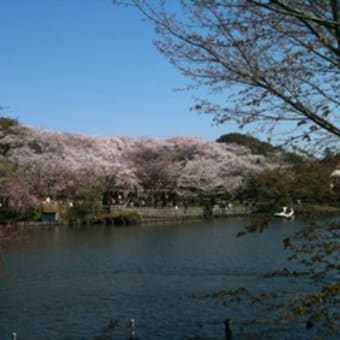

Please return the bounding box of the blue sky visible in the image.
[0,0,232,140]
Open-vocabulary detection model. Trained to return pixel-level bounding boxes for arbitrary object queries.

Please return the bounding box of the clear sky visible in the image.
[0,0,232,140]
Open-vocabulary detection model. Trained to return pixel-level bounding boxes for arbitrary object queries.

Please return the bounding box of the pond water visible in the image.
[0,217,327,339]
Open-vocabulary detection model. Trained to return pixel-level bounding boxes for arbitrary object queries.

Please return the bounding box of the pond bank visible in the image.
[294,203,340,215]
[4,203,340,228]
[96,205,253,225]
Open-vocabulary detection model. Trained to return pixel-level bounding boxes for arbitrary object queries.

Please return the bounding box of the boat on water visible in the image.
[274,206,295,219]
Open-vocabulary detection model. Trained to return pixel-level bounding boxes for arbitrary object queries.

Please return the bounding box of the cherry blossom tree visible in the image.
[0,124,276,201]
[132,141,181,202]
[0,160,39,218]
[2,181,38,213]
[113,0,340,152]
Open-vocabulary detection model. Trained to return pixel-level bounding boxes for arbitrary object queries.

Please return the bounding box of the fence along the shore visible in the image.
[110,204,251,221]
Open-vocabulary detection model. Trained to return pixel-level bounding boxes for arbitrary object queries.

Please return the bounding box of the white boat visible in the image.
[274,206,295,219]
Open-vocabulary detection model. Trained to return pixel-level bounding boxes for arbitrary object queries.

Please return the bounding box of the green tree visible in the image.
[241,160,336,205]
[216,133,278,155]
[0,160,40,222]
[66,187,102,225]
[242,167,293,204]
[0,116,19,156]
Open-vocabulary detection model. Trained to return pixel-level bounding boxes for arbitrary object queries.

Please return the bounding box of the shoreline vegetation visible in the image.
[1,203,250,228]
[1,202,339,228]
[67,203,254,226]
[0,119,338,228]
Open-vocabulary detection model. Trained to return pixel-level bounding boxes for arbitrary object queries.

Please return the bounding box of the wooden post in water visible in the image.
[12,332,17,340]
[224,319,233,339]
[130,318,136,339]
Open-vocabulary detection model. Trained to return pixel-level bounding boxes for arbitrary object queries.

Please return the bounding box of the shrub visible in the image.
[0,116,18,132]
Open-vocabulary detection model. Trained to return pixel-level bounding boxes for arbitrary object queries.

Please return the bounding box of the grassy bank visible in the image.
[3,202,340,227]
[94,206,205,225]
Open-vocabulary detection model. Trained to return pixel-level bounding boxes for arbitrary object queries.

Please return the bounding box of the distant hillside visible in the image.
[216,133,278,155]
[0,123,278,196]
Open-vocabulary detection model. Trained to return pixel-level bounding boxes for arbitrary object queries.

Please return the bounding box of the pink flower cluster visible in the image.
[0,125,275,203]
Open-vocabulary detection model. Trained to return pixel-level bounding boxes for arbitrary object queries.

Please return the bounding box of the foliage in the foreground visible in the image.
[206,220,340,337]
[113,0,340,153]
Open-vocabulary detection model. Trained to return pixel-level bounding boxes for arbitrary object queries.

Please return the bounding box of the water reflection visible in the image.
[0,217,316,338]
